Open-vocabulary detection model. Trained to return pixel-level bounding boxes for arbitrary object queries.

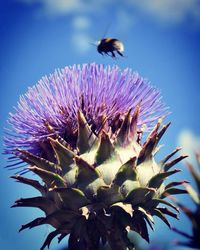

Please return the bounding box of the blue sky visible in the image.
[0,0,200,249]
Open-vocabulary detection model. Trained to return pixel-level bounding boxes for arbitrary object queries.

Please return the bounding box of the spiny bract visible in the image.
[173,153,200,249]
[5,63,188,250]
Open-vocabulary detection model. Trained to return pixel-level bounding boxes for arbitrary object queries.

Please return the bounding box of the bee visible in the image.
[97,38,124,58]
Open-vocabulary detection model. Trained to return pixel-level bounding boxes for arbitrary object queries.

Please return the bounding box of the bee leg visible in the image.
[111,51,116,58]
[105,52,111,57]
[117,51,123,57]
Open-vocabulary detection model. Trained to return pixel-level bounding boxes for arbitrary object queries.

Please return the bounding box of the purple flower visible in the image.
[4,63,168,163]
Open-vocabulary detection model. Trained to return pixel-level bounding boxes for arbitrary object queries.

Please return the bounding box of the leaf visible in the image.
[131,210,149,242]
[29,166,66,188]
[161,187,187,198]
[95,130,116,165]
[77,110,96,154]
[163,155,188,172]
[157,207,179,219]
[152,208,171,228]
[165,180,189,190]
[126,187,156,207]
[97,185,123,205]
[138,207,154,228]
[116,109,132,146]
[113,157,137,186]
[17,149,58,172]
[152,198,179,212]
[160,147,182,166]
[19,217,44,232]
[40,229,60,250]
[53,187,90,210]
[75,156,105,197]
[10,175,45,195]
[111,202,133,217]
[148,169,181,189]
[49,137,74,174]
[42,209,80,229]
[11,196,55,214]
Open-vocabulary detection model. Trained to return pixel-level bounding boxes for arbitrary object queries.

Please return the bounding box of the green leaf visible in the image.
[138,207,154,224]
[157,207,179,219]
[40,229,60,250]
[165,180,189,190]
[107,221,135,250]
[95,130,116,165]
[111,202,133,217]
[130,206,154,231]
[42,209,80,228]
[160,147,182,166]
[161,188,187,198]
[131,209,150,242]
[17,149,58,172]
[10,175,45,195]
[113,157,137,186]
[152,208,171,228]
[29,166,66,188]
[19,217,44,232]
[153,198,179,212]
[77,110,96,154]
[126,187,156,207]
[11,196,56,214]
[137,136,157,164]
[97,185,123,205]
[49,137,74,174]
[163,155,188,172]
[148,169,181,189]
[53,187,90,210]
[116,109,132,146]
[130,105,140,138]
[75,156,105,197]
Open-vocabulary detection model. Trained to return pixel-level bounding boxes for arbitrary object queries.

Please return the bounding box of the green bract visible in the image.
[12,109,187,250]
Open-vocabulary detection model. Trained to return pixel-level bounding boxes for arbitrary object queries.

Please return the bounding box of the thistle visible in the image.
[173,153,200,249]
[5,63,188,250]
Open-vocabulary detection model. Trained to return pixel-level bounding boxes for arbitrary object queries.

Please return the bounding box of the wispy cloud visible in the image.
[17,0,200,53]
[71,32,92,53]
[18,0,112,16]
[70,15,92,54]
[18,0,200,26]
[177,129,200,164]
[72,16,91,30]
[19,0,85,16]
[128,0,200,24]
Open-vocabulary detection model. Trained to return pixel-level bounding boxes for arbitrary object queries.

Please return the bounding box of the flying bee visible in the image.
[96,38,124,58]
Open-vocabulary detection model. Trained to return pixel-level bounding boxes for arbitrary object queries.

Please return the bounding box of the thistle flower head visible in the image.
[5,63,168,162]
[5,63,187,250]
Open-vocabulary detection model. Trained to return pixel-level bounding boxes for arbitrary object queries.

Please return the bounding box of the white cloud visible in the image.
[17,0,111,16]
[177,129,200,164]
[18,0,200,27]
[71,32,92,54]
[70,16,92,54]
[18,0,200,33]
[128,0,200,24]
[18,0,85,16]
[72,16,91,30]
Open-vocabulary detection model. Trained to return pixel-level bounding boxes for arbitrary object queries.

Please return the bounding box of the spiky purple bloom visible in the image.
[5,63,167,162]
[5,63,189,250]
